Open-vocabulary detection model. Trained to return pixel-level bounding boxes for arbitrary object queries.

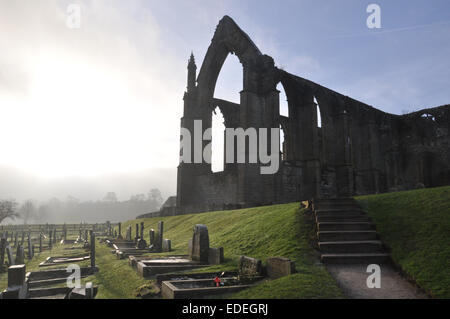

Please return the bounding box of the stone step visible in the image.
[314,198,355,203]
[317,230,378,241]
[319,240,384,253]
[314,208,365,215]
[317,222,374,231]
[316,215,370,223]
[321,253,390,264]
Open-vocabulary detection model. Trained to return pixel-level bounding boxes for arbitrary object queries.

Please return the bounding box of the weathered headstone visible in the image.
[155,221,164,252]
[140,222,144,240]
[208,247,224,265]
[135,223,139,243]
[137,238,147,249]
[2,264,27,299]
[126,226,132,241]
[162,239,171,252]
[191,224,209,262]
[53,228,57,244]
[49,232,52,250]
[6,245,14,266]
[114,230,117,238]
[21,232,25,245]
[0,238,6,267]
[8,264,26,286]
[238,256,262,277]
[149,229,155,246]
[27,233,32,259]
[265,257,296,279]
[15,245,25,264]
[90,230,95,268]
[118,222,122,239]
[14,233,18,248]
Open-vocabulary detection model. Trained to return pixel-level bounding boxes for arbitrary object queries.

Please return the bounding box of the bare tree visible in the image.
[0,199,19,224]
[19,199,36,225]
[103,192,118,203]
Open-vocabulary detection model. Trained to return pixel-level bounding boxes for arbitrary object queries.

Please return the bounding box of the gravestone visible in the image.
[90,230,95,268]
[126,226,132,241]
[208,247,224,265]
[266,257,296,279]
[79,228,82,240]
[118,222,122,239]
[14,233,18,248]
[39,234,42,252]
[0,238,6,268]
[137,238,147,249]
[238,256,262,277]
[140,222,144,240]
[49,232,52,250]
[2,264,27,299]
[15,245,25,264]
[27,233,32,259]
[8,264,26,286]
[135,224,139,242]
[191,224,209,263]
[149,229,155,246]
[162,239,171,252]
[53,229,57,244]
[21,232,25,245]
[114,230,117,238]
[155,221,164,252]
[84,230,88,242]
[6,245,14,266]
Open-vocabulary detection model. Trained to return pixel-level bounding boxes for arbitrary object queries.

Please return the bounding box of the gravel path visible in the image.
[326,264,428,299]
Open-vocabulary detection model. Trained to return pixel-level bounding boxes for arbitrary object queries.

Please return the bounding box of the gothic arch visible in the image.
[196,16,262,100]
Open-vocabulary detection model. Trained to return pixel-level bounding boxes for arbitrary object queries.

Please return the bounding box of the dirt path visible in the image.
[326,264,428,299]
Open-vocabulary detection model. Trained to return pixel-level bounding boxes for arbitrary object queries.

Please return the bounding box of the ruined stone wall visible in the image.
[175,16,450,215]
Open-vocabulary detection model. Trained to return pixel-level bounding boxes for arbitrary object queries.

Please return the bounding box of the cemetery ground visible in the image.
[1,185,448,299]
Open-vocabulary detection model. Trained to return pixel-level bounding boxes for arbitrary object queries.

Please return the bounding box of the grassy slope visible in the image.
[1,203,343,298]
[356,185,450,298]
[116,203,343,299]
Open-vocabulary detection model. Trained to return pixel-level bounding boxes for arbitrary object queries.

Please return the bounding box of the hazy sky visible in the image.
[0,0,449,201]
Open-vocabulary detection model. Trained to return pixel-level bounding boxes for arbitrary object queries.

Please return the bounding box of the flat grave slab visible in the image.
[161,278,252,299]
[39,254,90,267]
[156,271,239,286]
[136,256,209,277]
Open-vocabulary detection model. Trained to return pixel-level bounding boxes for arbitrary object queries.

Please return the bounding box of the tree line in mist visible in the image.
[0,188,164,224]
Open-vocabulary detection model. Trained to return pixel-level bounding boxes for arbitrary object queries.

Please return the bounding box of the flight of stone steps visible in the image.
[313,198,390,264]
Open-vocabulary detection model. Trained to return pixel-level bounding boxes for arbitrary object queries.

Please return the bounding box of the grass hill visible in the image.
[356,185,450,298]
[1,186,448,298]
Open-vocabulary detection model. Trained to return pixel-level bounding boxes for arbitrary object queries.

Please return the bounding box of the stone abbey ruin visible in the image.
[163,16,450,215]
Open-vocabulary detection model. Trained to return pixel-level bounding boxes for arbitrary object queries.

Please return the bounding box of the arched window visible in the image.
[314,96,322,128]
[212,107,225,172]
[277,83,289,117]
[213,54,242,104]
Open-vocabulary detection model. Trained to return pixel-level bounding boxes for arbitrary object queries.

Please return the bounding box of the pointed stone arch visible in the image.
[197,16,263,101]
